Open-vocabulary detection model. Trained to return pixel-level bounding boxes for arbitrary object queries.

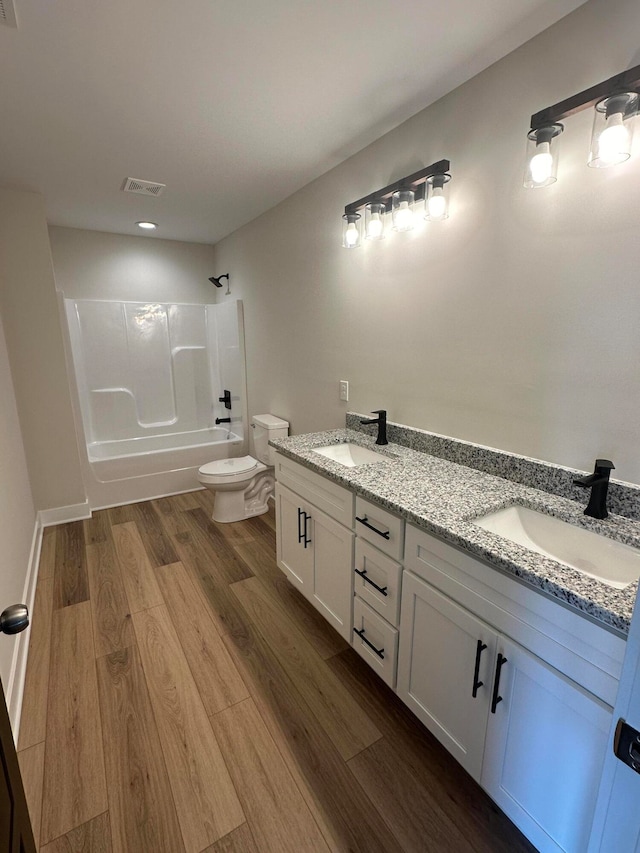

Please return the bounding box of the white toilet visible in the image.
[197,413,289,523]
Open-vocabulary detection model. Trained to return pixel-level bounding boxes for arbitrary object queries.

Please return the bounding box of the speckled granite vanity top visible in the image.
[271,427,640,634]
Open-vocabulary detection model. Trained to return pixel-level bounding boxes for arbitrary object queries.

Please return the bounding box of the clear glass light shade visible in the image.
[588,93,638,168]
[524,125,563,188]
[365,202,386,240]
[424,174,451,221]
[392,189,415,231]
[342,212,362,248]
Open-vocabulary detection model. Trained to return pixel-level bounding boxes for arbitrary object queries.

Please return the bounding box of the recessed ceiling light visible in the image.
[136,221,157,230]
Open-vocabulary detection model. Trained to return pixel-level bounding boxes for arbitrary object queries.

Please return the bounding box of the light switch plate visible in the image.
[339,380,349,401]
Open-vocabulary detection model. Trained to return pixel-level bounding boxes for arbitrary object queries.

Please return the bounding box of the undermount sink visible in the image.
[473,504,640,590]
[312,442,389,467]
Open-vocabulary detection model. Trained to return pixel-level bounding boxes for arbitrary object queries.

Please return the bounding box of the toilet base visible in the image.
[210,469,275,523]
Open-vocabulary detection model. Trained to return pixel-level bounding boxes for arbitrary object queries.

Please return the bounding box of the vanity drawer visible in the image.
[354,538,402,627]
[352,597,398,688]
[355,496,404,560]
[275,453,353,527]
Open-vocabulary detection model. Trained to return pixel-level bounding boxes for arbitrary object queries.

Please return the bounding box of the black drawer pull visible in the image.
[355,515,390,540]
[354,567,388,596]
[353,627,385,659]
[472,640,487,698]
[297,508,311,548]
[491,653,508,713]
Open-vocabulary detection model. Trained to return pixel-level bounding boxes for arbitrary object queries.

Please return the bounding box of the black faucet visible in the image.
[360,410,388,446]
[573,459,615,519]
[215,417,231,425]
[218,390,232,410]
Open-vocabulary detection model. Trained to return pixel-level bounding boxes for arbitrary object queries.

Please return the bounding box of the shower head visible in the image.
[209,274,229,288]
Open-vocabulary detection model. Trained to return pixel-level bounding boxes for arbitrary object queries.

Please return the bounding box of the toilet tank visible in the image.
[252,414,289,465]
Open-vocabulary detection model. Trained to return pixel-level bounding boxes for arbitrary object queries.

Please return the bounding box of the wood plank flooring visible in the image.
[17,491,536,853]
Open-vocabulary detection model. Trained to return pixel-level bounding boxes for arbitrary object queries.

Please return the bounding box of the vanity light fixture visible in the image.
[365,202,386,240]
[392,188,415,232]
[342,212,362,249]
[525,63,640,187]
[425,171,451,220]
[341,159,451,247]
[136,221,157,230]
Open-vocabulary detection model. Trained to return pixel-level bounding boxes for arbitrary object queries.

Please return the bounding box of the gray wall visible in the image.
[0,190,85,510]
[49,226,216,303]
[212,0,640,486]
[0,241,37,690]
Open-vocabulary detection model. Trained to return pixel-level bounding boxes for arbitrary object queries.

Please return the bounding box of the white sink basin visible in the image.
[312,442,389,467]
[474,504,640,590]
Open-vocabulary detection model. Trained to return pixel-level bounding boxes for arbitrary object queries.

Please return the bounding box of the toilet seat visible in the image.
[199,455,258,477]
[198,455,266,487]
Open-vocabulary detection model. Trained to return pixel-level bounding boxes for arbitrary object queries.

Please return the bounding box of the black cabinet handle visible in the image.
[353,627,385,659]
[297,507,304,544]
[354,567,388,596]
[472,640,487,698]
[297,508,311,548]
[302,511,311,548]
[355,515,390,540]
[491,653,508,713]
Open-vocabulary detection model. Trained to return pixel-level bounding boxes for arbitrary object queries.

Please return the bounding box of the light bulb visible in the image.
[529,143,553,184]
[597,112,630,165]
[367,213,383,239]
[427,188,446,220]
[345,221,359,246]
[394,201,413,231]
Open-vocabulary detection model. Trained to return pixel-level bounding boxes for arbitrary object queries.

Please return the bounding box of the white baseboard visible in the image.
[38,500,91,527]
[7,518,43,740]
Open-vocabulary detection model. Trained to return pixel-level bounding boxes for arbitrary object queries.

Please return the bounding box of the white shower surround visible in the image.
[64,297,248,508]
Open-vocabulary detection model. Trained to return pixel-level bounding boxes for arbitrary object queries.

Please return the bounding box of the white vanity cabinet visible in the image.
[398,570,496,778]
[273,448,628,853]
[481,634,611,853]
[275,454,354,641]
[399,524,624,853]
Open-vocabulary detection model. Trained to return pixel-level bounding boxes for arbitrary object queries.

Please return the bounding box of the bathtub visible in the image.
[88,427,244,482]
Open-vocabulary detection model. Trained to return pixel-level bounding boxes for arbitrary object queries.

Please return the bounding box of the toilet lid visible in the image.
[199,455,258,477]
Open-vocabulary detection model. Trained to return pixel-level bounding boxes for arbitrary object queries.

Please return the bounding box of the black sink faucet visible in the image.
[573,459,615,519]
[360,410,388,446]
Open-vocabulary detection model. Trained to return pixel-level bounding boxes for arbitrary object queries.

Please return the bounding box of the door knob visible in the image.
[0,604,29,635]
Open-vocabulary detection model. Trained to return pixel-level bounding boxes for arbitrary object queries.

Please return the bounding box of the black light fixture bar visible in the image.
[344,158,450,214]
[530,63,640,129]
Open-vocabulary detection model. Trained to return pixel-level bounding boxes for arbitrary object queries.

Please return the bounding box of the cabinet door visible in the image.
[275,484,313,595]
[482,635,612,853]
[309,507,354,641]
[397,571,496,779]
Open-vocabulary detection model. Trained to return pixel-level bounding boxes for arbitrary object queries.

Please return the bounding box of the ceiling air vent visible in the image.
[122,177,166,197]
[0,0,18,27]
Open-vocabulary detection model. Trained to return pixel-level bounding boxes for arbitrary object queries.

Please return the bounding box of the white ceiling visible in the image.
[0,0,585,245]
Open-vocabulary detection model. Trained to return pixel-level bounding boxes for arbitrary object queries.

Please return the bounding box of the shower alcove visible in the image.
[64,298,248,508]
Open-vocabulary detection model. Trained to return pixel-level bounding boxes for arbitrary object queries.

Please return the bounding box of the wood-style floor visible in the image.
[16,489,536,853]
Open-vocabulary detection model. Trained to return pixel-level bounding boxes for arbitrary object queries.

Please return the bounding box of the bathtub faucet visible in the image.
[215,417,231,425]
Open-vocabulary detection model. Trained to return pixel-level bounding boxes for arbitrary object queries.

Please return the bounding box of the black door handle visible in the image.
[355,515,390,540]
[354,567,388,596]
[491,653,508,713]
[302,512,311,548]
[297,507,304,544]
[353,627,385,659]
[472,640,487,698]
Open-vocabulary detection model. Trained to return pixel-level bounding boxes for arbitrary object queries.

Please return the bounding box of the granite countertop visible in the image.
[271,428,640,635]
